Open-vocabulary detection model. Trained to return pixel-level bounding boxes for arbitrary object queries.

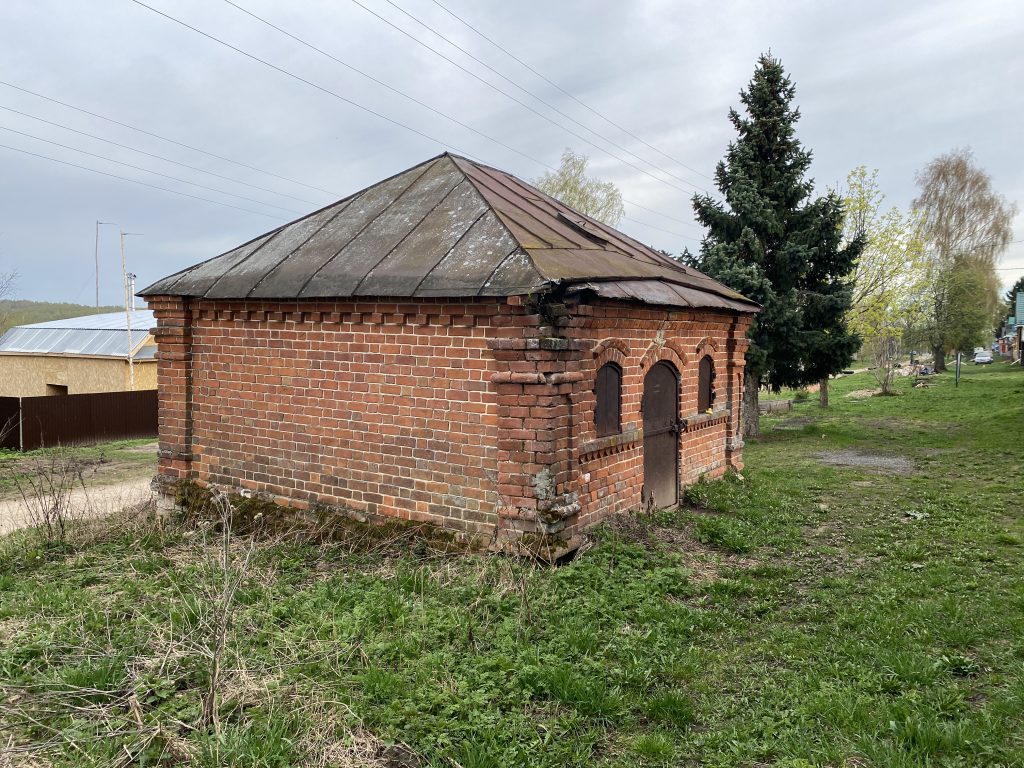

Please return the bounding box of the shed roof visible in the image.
[0,310,155,359]
[142,154,756,313]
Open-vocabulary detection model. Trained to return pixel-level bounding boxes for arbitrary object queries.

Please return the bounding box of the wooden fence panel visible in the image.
[13,390,157,450]
[0,397,20,450]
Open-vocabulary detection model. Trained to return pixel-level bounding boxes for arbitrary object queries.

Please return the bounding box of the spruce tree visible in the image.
[692,54,861,435]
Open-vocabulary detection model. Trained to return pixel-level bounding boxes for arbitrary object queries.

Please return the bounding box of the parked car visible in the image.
[973,351,993,365]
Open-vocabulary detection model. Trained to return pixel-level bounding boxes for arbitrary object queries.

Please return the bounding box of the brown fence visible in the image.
[0,390,157,451]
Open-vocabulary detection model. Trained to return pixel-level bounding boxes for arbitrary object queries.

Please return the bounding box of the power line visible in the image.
[345,0,702,197]
[624,198,703,231]
[136,0,700,201]
[219,0,706,229]
[128,0,496,167]
[427,0,715,184]
[376,0,711,194]
[0,102,321,206]
[0,142,286,219]
[622,216,697,240]
[0,78,339,197]
[0,124,303,215]
[220,0,559,176]
[1,81,696,234]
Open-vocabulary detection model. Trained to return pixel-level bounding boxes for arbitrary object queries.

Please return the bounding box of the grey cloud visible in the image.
[1,0,1021,305]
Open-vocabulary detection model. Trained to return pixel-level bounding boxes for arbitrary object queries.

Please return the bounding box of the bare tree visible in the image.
[0,268,16,334]
[534,149,625,226]
[913,148,1016,370]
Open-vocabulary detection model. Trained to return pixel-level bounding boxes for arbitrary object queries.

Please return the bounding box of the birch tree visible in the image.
[913,149,1015,370]
[842,168,928,394]
[534,149,625,226]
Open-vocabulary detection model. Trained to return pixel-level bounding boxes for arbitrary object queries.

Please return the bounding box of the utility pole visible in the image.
[120,231,143,391]
[94,221,116,307]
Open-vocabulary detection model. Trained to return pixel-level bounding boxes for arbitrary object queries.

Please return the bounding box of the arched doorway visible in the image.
[642,361,680,508]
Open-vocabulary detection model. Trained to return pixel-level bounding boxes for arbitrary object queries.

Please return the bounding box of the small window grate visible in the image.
[698,356,716,412]
[595,362,622,437]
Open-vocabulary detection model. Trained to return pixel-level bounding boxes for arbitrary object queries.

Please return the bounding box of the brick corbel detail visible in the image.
[147,294,195,488]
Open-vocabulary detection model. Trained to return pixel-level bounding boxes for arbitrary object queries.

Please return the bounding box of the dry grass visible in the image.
[600,508,757,582]
[0,487,433,767]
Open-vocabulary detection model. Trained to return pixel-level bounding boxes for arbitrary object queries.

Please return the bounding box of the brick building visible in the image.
[142,154,757,548]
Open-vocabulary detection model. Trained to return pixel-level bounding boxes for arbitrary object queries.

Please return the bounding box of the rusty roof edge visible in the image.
[563,275,760,310]
[450,154,719,289]
[442,156,754,308]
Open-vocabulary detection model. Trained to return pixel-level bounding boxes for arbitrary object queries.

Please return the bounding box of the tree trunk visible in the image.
[818,377,829,408]
[932,345,947,372]
[881,366,895,395]
[742,372,760,438]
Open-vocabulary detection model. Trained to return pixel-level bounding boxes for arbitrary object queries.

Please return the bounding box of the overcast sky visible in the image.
[1,0,1021,306]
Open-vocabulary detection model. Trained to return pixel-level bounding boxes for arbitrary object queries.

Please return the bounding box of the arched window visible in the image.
[595,362,622,437]
[698,356,716,413]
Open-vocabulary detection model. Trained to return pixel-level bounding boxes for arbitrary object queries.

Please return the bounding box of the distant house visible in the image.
[0,310,156,397]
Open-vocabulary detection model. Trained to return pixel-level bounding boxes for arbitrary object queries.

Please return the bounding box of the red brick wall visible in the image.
[147,292,752,545]
[149,296,194,485]
[564,299,753,535]
[150,296,505,537]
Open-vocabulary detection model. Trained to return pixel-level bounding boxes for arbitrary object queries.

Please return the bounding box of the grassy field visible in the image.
[0,439,157,500]
[0,365,1022,766]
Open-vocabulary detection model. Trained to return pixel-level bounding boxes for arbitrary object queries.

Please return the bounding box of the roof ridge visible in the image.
[294,156,444,298]
[448,154,548,293]
[140,152,753,312]
[140,153,449,298]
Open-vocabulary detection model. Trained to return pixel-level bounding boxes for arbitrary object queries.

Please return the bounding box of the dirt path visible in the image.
[0,475,155,536]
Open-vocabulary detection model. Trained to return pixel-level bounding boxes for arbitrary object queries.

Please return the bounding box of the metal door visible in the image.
[642,361,679,508]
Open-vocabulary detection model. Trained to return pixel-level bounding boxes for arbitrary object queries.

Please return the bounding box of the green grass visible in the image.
[0,438,156,496]
[1,364,1022,766]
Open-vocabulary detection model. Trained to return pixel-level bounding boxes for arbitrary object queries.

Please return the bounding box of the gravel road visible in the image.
[0,476,155,536]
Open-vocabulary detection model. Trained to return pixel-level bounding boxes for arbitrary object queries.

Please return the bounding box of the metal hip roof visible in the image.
[142,154,757,313]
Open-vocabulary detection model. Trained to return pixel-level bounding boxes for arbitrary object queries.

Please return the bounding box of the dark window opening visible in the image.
[45,384,69,396]
[697,356,716,413]
[595,362,622,437]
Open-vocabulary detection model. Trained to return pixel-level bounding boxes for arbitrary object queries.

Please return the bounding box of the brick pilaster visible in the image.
[724,316,752,470]
[490,297,584,542]
[147,295,194,488]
